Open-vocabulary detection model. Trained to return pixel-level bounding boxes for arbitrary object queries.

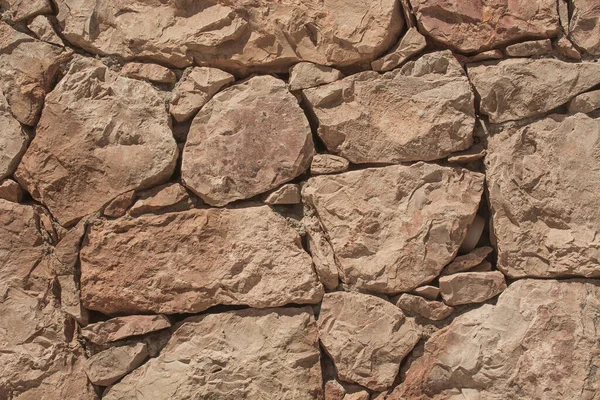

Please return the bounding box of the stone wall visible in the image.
[1,0,599,399]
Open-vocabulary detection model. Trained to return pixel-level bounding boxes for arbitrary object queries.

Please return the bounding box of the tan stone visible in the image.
[396,293,454,321]
[55,0,403,72]
[486,114,600,278]
[447,144,486,164]
[471,260,493,272]
[311,154,350,175]
[1,0,51,22]
[303,215,340,290]
[344,391,370,400]
[457,49,504,63]
[0,90,28,180]
[50,219,87,276]
[443,246,493,275]
[264,183,301,205]
[15,58,178,226]
[468,58,600,123]
[570,0,600,55]
[439,271,506,306]
[121,62,176,84]
[411,285,440,300]
[103,191,137,218]
[371,27,427,72]
[27,15,65,46]
[182,75,314,206]
[169,67,234,122]
[129,183,191,217]
[289,62,344,91]
[80,207,323,314]
[85,343,148,386]
[568,89,600,114]
[410,0,559,53]
[0,179,22,202]
[303,163,484,293]
[103,307,323,400]
[81,315,171,345]
[459,214,485,253]
[390,279,600,400]
[325,380,346,400]
[318,292,420,391]
[57,274,89,325]
[556,36,582,60]
[504,39,552,57]
[303,51,475,164]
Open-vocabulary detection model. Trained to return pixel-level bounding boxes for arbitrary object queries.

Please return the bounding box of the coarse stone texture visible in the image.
[396,293,454,321]
[57,274,89,325]
[457,49,504,63]
[303,163,484,293]
[310,154,350,175]
[556,36,582,60]
[0,179,22,202]
[390,279,600,400]
[411,285,440,300]
[182,75,314,206]
[0,91,27,180]
[303,51,475,164]
[439,271,507,306]
[80,206,323,314]
[471,260,493,272]
[288,62,344,91]
[486,113,600,278]
[54,0,403,73]
[371,27,427,72]
[504,39,552,57]
[85,343,149,386]
[129,183,191,217]
[409,0,560,53]
[447,144,486,164]
[103,307,323,400]
[120,63,176,84]
[50,219,87,276]
[14,59,178,227]
[569,0,600,55]
[81,315,172,345]
[0,0,51,22]
[468,58,600,123]
[568,89,600,114]
[317,292,420,391]
[27,15,65,46]
[459,214,486,253]
[103,191,137,218]
[443,246,493,275]
[264,183,301,205]
[303,215,340,290]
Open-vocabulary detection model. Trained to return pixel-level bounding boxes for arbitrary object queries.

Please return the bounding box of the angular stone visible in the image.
[324,380,346,400]
[471,260,493,272]
[443,246,493,275]
[303,163,484,293]
[129,183,190,217]
[57,274,89,325]
[1,0,51,22]
[556,36,582,60]
[396,293,454,321]
[80,207,323,314]
[182,75,314,206]
[459,214,485,253]
[457,49,504,63]
[303,215,339,291]
[504,39,552,57]
[50,219,87,276]
[447,144,486,164]
[0,179,22,202]
[468,58,600,123]
[85,343,148,386]
[103,191,137,218]
[288,62,343,91]
[0,92,28,180]
[391,279,600,400]
[345,391,370,400]
[318,292,420,391]
[103,307,323,399]
[439,271,507,306]
[486,114,600,278]
[570,0,600,55]
[55,0,403,72]
[27,15,65,46]
[568,89,600,114]
[264,184,301,205]
[81,315,172,345]
[15,59,178,226]
[371,27,427,72]
[303,51,475,164]
[559,0,570,33]
[310,154,350,175]
[411,285,440,300]
[121,63,176,84]
[410,0,559,53]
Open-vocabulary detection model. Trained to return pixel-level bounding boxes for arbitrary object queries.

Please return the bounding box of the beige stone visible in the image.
[57,274,89,325]
[311,154,350,175]
[303,163,484,293]
[443,246,493,275]
[570,0,600,55]
[85,343,148,386]
[458,214,485,253]
[396,293,454,321]
[568,89,600,114]
[15,58,178,227]
[169,67,234,122]
[289,62,344,91]
[0,178,22,202]
[457,49,504,63]
[556,36,582,60]
[486,114,600,278]
[411,285,440,300]
[81,315,171,345]
[1,0,51,22]
[371,27,427,72]
[103,191,137,218]
[129,183,191,217]
[303,51,475,164]
[504,39,552,57]
[447,144,486,164]
[325,380,346,400]
[439,271,506,306]
[121,62,176,84]
[0,90,28,180]
[471,260,493,272]
[303,215,340,290]
[50,219,87,276]
[318,292,420,391]
[103,307,323,400]
[264,183,301,205]
[182,75,314,206]
[344,391,370,400]
[468,58,600,123]
[27,15,65,46]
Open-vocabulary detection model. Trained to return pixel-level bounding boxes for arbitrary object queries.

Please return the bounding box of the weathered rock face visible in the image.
[310,154,350,175]
[264,183,301,205]
[410,0,560,53]
[0,179,22,202]
[85,343,148,386]
[15,59,178,227]
[396,293,454,321]
[303,51,475,164]
[80,206,323,314]
[468,58,600,123]
[569,0,600,55]
[1,0,51,22]
[103,307,323,399]
[569,89,600,114]
[442,246,493,275]
[54,0,403,73]
[391,279,600,400]
[27,15,65,46]
[504,39,552,57]
[81,315,172,345]
[371,27,427,72]
[303,163,484,293]
[182,75,314,206]
[486,114,600,278]
[0,91,28,180]
[288,62,344,91]
[439,271,507,306]
[129,183,191,216]
[120,63,176,84]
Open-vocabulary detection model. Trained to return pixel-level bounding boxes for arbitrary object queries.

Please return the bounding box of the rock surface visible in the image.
[411,285,440,300]
[371,27,427,72]
[568,89,600,114]
[443,246,493,275]
[303,51,475,164]
[556,36,582,59]
[81,315,172,345]
[264,184,301,205]
[129,183,191,217]
[303,215,340,290]
[0,91,28,180]
[288,62,343,91]
[396,293,454,321]
[1,0,51,22]
[27,15,65,46]
[103,307,323,399]
[504,39,552,57]
[15,59,178,226]
[303,163,484,293]
[103,191,137,218]
[310,154,350,175]
[85,343,148,386]
[182,75,314,206]
[0,179,22,202]
[317,292,420,390]
[569,0,600,55]
[439,271,507,306]
[120,63,176,84]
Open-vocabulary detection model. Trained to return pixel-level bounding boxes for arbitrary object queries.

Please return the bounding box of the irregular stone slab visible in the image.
[457,49,504,63]
[15,59,178,226]
[486,114,600,278]
[182,75,314,206]
[57,274,89,325]
[504,39,552,57]
[570,0,600,55]
[468,58,600,123]
[390,279,600,400]
[80,207,323,314]
[568,89,600,114]
[310,154,350,175]
[396,293,454,321]
[121,63,176,84]
[439,271,506,306]
[303,215,340,290]
[471,260,493,272]
[317,292,420,390]
[1,0,51,22]
[264,184,301,205]
[55,0,402,72]
[410,0,559,53]
[303,51,475,164]
[345,391,370,400]
[371,27,427,72]
[50,219,87,276]
[0,91,27,180]
[288,62,343,91]
[556,36,582,60]
[103,191,137,218]
[443,246,493,275]
[411,285,440,300]
[85,343,148,386]
[303,163,484,293]
[0,179,22,202]
[27,15,65,46]
[169,67,234,122]
[447,144,486,164]
[81,315,171,345]
[103,307,323,400]
[129,183,190,217]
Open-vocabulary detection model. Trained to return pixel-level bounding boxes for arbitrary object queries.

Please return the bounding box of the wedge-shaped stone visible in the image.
[103,307,323,400]
[0,91,28,180]
[120,63,176,84]
[442,246,493,275]
[439,271,506,306]
[396,293,454,321]
[81,315,172,345]
[288,62,343,91]
[1,0,51,22]
[486,114,600,278]
[129,183,191,217]
[0,179,22,203]
[85,343,148,386]
[469,58,600,123]
[80,207,324,314]
[303,51,475,164]
[371,27,427,72]
[570,0,600,55]
[303,163,484,293]
[15,59,178,227]
[569,89,600,114]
